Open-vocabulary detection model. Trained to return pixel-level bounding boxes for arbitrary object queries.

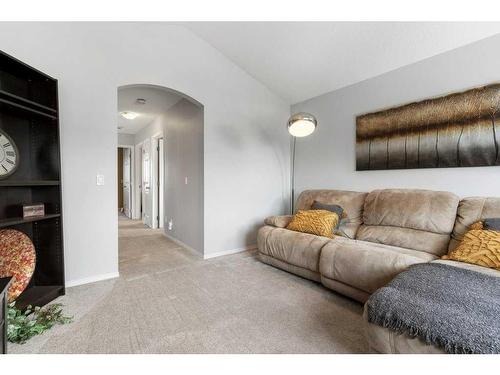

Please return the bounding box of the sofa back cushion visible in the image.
[448,197,500,251]
[296,189,368,239]
[356,189,460,256]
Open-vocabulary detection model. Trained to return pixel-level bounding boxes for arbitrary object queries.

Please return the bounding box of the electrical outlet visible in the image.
[168,219,173,230]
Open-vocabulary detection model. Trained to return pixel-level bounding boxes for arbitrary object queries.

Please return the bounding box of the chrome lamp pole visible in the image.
[287,112,318,214]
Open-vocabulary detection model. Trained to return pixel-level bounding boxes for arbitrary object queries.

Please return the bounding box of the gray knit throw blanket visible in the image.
[366,263,500,354]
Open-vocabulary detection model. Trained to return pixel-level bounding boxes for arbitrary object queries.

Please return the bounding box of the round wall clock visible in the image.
[0,129,19,179]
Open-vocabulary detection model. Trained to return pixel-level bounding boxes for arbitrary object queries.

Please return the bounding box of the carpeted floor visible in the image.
[10,217,368,354]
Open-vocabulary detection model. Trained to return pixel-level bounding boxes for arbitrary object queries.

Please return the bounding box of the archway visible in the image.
[116,84,204,275]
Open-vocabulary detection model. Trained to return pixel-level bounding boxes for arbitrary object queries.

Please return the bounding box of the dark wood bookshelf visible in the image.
[0,50,64,309]
[0,89,57,114]
[1,277,11,354]
[14,285,64,310]
[0,214,61,229]
[0,97,58,120]
[0,180,60,187]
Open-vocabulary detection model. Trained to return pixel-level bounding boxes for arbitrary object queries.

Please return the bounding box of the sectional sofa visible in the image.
[257,188,500,353]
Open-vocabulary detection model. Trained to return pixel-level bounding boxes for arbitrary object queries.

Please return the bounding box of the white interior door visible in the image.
[158,138,164,229]
[123,148,132,218]
[142,139,152,227]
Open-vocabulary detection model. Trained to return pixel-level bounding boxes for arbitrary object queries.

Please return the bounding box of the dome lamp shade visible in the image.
[287,112,317,137]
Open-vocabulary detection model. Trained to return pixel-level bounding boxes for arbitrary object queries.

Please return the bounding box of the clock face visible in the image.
[0,131,18,179]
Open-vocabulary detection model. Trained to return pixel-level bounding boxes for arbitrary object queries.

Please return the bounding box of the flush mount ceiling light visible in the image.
[120,111,139,120]
[287,112,317,137]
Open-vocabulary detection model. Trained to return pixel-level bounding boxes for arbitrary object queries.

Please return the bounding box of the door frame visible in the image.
[134,141,144,221]
[151,132,164,229]
[118,144,135,219]
[157,137,165,229]
[134,140,145,220]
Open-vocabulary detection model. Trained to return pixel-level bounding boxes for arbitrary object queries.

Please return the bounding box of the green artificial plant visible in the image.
[7,302,73,344]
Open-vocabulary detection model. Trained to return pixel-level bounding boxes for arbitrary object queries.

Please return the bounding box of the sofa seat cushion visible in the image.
[319,237,437,294]
[257,226,330,273]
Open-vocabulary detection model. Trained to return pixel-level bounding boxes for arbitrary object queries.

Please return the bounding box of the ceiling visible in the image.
[182,22,500,104]
[117,86,182,134]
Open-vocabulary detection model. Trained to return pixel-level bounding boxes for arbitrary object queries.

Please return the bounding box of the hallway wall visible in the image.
[130,94,204,254]
[162,99,204,253]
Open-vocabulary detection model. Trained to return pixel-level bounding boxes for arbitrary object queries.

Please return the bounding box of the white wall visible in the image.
[0,23,290,285]
[292,34,500,199]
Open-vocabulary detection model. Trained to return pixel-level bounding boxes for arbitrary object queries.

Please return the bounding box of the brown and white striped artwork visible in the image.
[356,83,500,170]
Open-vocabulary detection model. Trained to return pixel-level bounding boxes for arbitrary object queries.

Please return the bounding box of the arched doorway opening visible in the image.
[116,84,204,276]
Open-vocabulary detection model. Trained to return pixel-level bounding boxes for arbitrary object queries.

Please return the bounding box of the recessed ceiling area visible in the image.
[118,85,183,134]
[182,22,500,104]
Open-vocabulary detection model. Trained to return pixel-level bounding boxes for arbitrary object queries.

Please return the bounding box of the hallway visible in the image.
[10,217,367,354]
[118,215,200,280]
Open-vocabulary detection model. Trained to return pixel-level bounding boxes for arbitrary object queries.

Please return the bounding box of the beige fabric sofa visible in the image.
[257,188,500,353]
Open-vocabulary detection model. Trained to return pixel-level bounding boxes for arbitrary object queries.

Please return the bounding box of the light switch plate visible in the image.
[96,174,105,186]
[184,177,188,185]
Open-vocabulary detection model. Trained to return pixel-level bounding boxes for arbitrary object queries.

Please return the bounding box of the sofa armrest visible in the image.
[264,215,293,228]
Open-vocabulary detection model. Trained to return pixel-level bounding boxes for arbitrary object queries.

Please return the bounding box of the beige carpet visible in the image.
[10,217,368,354]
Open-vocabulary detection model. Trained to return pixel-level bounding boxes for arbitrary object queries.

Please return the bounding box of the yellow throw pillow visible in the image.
[443,221,500,270]
[286,210,339,239]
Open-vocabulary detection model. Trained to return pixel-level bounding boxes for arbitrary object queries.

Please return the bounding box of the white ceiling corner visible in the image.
[182,22,500,104]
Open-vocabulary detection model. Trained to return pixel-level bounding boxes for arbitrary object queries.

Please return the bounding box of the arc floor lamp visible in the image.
[287,112,318,214]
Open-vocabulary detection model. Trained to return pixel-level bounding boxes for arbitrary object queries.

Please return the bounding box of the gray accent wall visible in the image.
[162,99,204,253]
[133,98,203,253]
[292,34,500,199]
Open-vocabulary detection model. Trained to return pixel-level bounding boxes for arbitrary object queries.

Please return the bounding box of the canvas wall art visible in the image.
[356,83,500,170]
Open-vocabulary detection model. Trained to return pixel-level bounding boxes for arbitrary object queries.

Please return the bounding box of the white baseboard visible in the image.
[66,272,120,288]
[163,232,202,257]
[203,244,257,260]
[163,232,256,260]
